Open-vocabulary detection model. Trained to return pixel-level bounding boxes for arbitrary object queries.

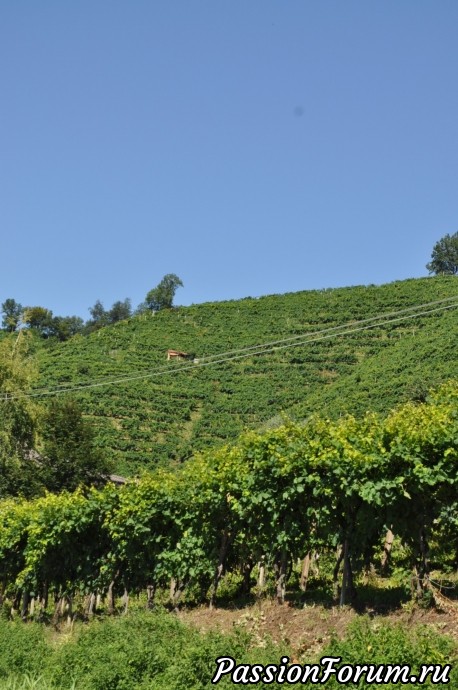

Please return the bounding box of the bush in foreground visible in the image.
[0,612,457,689]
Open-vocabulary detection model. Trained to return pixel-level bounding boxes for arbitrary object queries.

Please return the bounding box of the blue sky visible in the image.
[2,1,457,320]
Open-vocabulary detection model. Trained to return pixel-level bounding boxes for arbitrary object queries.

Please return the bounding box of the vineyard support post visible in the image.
[381,528,394,575]
[240,560,254,595]
[85,592,96,617]
[257,558,266,590]
[107,571,119,615]
[122,588,129,614]
[210,529,230,609]
[40,582,49,613]
[21,590,30,621]
[411,526,431,601]
[333,546,344,603]
[66,595,73,627]
[170,578,188,609]
[339,539,351,606]
[146,584,156,609]
[300,552,311,592]
[274,548,288,604]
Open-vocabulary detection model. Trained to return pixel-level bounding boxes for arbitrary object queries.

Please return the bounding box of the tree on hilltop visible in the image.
[89,299,107,324]
[85,300,108,333]
[86,298,132,333]
[108,298,132,323]
[426,232,458,275]
[1,298,23,332]
[145,274,183,311]
[49,315,84,341]
[22,306,53,337]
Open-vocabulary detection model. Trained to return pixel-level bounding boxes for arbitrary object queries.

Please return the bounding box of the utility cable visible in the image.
[11,294,458,397]
[3,296,457,401]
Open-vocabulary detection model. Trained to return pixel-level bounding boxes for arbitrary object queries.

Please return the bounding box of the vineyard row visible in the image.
[1,381,457,618]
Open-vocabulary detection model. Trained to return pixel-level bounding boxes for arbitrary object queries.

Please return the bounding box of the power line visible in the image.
[15,293,458,396]
[193,294,458,361]
[3,295,458,401]
[6,299,458,400]
[13,294,458,396]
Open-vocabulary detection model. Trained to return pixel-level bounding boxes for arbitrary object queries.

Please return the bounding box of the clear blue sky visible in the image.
[2,1,457,320]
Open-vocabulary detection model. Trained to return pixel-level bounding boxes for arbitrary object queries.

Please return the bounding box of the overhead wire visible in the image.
[3,294,458,401]
[11,294,458,397]
[184,294,458,361]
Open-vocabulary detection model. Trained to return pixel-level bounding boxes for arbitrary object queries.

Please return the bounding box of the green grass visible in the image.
[0,611,288,690]
[324,618,458,688]
[0,611,456,689]
[0,678,76,690]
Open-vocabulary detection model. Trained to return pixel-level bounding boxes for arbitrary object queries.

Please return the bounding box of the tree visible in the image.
[85,300,108,333]
[38,398,112,493]
[426,232,458,275]
[23,306,53,337]
[145,274,183,311]
[108,298,132,324]
[1,298,23,332]
[85,298,132,332]
[0,332,41,498]
[88,300,107,323]
[48,315,84,341]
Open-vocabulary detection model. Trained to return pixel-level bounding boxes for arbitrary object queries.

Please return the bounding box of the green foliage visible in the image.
[1,383,457,608]
[1,300,84,341]
[108,299,131,324]
[0,333,41,498]
[66,613,283,690]
[38,398,112,493]
[292,316,458,419]
[0,619,48,681]
[0,613,455,690]
[0,677,59,690]
[48,316,84,342]
[145,273,183,311]
[0,334,112,497]
[34,276,458,473]
[86,299,132,334]
[0,611,287,690]
[23,308,53,337]
[323,618,458,687]
[1,299,23,333]
[427,231,458,275]
[86,300,109,332]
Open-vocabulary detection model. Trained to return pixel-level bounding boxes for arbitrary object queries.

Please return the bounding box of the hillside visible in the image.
[35,276,458,474]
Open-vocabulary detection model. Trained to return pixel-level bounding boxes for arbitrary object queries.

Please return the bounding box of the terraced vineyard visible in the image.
[35,276,458,474]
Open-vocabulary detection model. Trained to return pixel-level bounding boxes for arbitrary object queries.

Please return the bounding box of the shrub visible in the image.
[322,618,458,688]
